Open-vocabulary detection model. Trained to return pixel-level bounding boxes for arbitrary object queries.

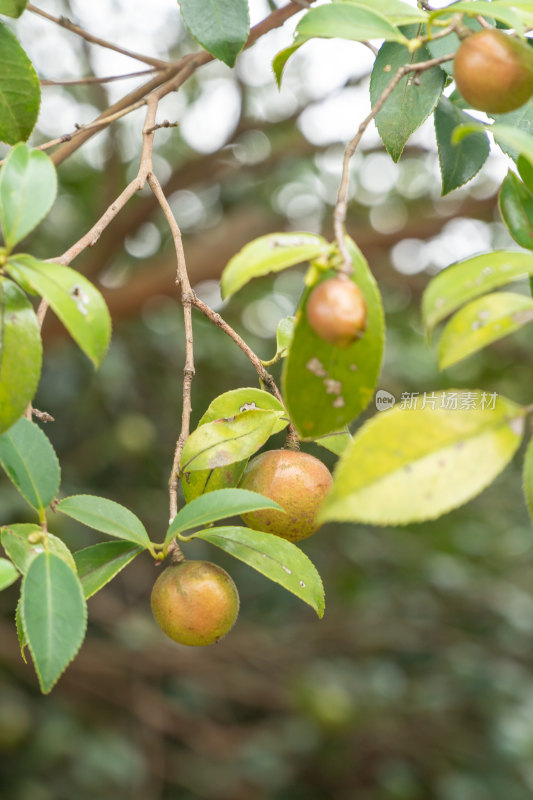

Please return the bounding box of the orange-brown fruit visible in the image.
[151,560,239,646]
[239,449,333,542]
[454,29,533,114]
[306,276,367,347]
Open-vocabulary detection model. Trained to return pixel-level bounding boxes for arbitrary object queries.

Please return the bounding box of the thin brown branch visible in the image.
[41,68,159,86]
[333,52,454,272]
[27,3,170,68]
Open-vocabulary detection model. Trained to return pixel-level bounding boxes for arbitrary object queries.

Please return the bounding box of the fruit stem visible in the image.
[167,538,186,564]
[285,425,300,450]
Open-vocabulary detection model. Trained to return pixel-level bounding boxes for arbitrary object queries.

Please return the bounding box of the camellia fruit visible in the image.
[240,449,333,542]
[454,29,533,114]
[151,560,239,646]
[306,276,367,347]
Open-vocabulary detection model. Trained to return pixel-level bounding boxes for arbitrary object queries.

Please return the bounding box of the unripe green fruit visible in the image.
[454,29,533,114]
[306,276,367,347]
[151,560,239,646]
[240,449,333,542]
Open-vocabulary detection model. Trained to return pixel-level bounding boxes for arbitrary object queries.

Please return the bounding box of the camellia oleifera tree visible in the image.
[1,0,533,692]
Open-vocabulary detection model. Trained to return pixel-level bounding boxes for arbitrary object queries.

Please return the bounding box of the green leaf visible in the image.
[73,541,142,599]
[518,154,533,193]
[178,0,249,67]
[272,39,306,87]
[334,0,427,25]
[430,1,524,32]
[434,97,490,195]
[1,523,76,574]
[57,495,153,552]
[422,250,533,332]
[182,387,287,503]
[523,436,533,523]
[0,418,60,512]
[370,28,446,162]
[314,428,353,456]
[319,391,524,526]
[493,102,533,161]
[496,0,533,27]
[295,4,409,45]
[0,277,42,434]
[191,525,325,618]
[453,123,533,169]
[275,316,295,358]
[0,557,18,590]
[180,409,283,472]
[0,0,29,17]
[438,292,533,369]
[282,239,384,439]
[499,170,533,249]
[166,488,283,544]
[0,143,57,250]
[6,255,111,367]
[0,22,40,144]
[221,232,330,300]
[427,16,482,77]
[22,551,87,693]
[15,597,27,662]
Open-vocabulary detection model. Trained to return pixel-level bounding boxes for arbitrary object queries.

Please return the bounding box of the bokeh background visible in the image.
[2,1,533,798]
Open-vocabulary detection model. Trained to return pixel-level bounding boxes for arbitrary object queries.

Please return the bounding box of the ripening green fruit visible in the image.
[240,449,333,542]
[306,276,367,347]
[454,29,533,114]
[151,560,239,646]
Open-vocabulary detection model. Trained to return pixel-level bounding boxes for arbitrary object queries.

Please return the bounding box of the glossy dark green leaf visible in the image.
[282,239,384,439]
[0,277,42,434]
[180,409,283,472]
[320,391,524,525]
[166,488,283,545]
[56,494,153,552]
[434,97,490,195]
[499,170,533,249]
[22,552,87,693]
[438,292,533,369]
[0,0,29,16]
[191,525,325,618]
[0,557,18,590]
[0,22,40,144]
[73,541,142,599]
[6,255,111,367]
[370,28,445,162]
[0,143,57,250]
[0,418,60,512]
[178,0,249,67]
[1,523,76,574]
[422,250,533,332]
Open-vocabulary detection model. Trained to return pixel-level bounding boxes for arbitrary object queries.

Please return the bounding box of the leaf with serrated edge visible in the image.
[74,541,142,599]
[319,391,524,526]
[180,409,283,472]
[439,292,533,369]
[6,255,111,368]
[166,488,283,544]
[422,251,533,332]
[0,557,18,590]
[22,552,87,693]
[434,98,489,195]
[0,22,40,145]
[56,495,153,551]
[1,523,76,574]
[179,0,249,68]
[0,143,57,249]
[0,277,42,435]
[192,525,325,618]
[499,171,533,250]
[0,418,60,512]
[221,232,330,299]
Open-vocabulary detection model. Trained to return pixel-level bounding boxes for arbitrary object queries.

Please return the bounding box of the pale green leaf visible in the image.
[73,541,142,599]
[221,232,330,299]
[319,391,524,525]
[192,525,325,617]
[0,22,40,144]
[0,0,29,17]
[56,494,153,551]
[0,557,18,590]
[430,1,524,32]
[334,0,427,25]
[295,4,409,45]
[314,428,353,456]
[1,523,76,574]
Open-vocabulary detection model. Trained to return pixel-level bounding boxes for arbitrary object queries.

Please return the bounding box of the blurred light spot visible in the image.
[391,238,428,275]
[115,413,156,454]
[181,80,241,153]
[397,158,432,199]
[169,190,205,230]
[369,198,408,234]
[242,294,293,338]
[194,279,225,311]
[100,260,131,289]
[233,130,271,164]
[142,295,181,334]
[125,221,161,259]
[359,153,399,194]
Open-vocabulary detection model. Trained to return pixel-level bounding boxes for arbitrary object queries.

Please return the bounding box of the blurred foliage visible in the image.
[2,0,533,797]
